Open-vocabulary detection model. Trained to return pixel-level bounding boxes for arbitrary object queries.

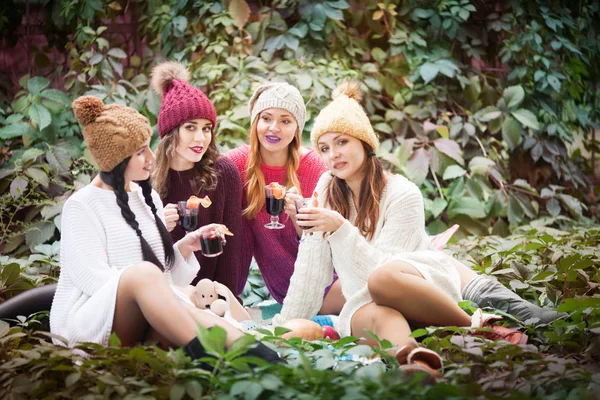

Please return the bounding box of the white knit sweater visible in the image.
[275,172,462,337]
[50,184,199,347]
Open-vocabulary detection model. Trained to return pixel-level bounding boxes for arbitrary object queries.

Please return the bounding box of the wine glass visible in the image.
[264,185,286,229]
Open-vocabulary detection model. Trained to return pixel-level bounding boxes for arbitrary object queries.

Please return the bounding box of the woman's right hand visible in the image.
[163,203,179,232]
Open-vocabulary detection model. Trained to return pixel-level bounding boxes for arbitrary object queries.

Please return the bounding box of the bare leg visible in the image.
[351,302,417,350]
[368,261,471,327]
[113,262,243,348]
[444,255,477,291]
[319,279,345,315]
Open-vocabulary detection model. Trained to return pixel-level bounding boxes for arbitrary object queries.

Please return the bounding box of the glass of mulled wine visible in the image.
[199,231,223,257]
[294,198,317,230]
[178,202,199,232]
[264,185,285,229]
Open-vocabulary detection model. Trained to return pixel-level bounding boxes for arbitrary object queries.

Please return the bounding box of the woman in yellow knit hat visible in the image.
[50,96,280,364]
[274,80,534,380]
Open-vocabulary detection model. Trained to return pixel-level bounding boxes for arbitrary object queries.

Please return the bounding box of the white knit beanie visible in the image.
[248,82,306,134]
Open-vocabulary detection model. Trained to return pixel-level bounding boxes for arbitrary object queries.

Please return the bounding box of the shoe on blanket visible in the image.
[470,308,528,345]
[184,337,284,366]
[396,344,443,384]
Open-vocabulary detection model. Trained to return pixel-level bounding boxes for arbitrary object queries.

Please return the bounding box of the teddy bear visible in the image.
[191,279,251,323]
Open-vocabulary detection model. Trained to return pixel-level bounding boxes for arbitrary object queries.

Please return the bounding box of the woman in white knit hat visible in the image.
[274,80,533,380]
[226,82,344,314]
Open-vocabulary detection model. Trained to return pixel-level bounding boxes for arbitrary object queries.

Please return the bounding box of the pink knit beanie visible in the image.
[150,61,217,138]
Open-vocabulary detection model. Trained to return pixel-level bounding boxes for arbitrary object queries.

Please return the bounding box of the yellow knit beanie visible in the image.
[310,80,379,151]
[72,96,152,172]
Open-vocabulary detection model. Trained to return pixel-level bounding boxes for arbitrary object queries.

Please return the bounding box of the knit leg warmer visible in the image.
[462,275,566,325]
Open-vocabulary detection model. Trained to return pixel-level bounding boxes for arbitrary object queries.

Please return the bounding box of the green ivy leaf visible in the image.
[420,62,439,84]
[10,176,28,199]
[107,48,128,59]
[28,103,52,131]
[431,197,448,218]
[433,138,464,164]
[0,122,33,139]
[406,147,430,185]
[507,195,524,225]
[169,383,186,400]
[546,197,561,217]
[502,85,525,109]
[447,197,486,219]
[40,89,70,105]
[502,116,522,150]
[511,109,540,130]
[27,77,50,95]
[443,165,467,180]
[25,167,49,187]
[469,156,495,175]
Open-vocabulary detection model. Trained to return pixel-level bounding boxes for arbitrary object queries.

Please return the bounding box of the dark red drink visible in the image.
[181,212,198,232]
[200,233,223,257]
[266,197,284,216]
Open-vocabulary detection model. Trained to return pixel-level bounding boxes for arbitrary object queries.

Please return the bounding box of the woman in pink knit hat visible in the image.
[226,82,344,314]
[150,61,243,295]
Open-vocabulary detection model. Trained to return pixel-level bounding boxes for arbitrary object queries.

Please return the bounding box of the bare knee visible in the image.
[121,261,162,281]
[368,263,409,304]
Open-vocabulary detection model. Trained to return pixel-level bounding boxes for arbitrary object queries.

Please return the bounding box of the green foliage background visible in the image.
[0,1,599,398]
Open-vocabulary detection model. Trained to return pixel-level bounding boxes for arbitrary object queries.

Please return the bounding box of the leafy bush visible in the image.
[1,225,599,398]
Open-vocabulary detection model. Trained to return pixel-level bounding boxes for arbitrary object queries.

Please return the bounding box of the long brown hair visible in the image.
[152,126,220,199]
[243,116,302,218]
[325,141,386,241]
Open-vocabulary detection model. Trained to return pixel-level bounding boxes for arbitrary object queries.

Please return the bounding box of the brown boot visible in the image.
[471,308,528,345]
[396,345,443,385]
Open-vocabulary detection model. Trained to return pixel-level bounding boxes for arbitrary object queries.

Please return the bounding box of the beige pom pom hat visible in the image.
[310,80,379,151]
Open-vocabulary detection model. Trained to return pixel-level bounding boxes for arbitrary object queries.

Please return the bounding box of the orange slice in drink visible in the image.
[187,195,202,209]
[268,182,284,199]
[219,224,234,236]
[199,195,212,208]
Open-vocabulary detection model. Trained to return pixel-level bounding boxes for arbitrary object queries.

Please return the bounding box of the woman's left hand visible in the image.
[296,207,345,234]
[176,223,225,257]
[283,186,303,218]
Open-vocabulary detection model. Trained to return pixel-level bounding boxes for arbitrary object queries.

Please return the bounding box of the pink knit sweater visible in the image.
[226,145,327,303]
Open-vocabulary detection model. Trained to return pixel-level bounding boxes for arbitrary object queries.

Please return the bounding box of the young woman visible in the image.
[274,81,532,378]
[226,82,344,312]
[150,61,243,294]
[50,96,279,363]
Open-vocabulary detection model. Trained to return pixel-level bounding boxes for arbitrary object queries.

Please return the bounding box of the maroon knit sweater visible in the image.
[225,145,327,303]
[163,156,243,294]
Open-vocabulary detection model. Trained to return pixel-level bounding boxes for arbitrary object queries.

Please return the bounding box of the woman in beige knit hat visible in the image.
[274,80,542,381]
[50,95,280,364]
[226,82,345,315]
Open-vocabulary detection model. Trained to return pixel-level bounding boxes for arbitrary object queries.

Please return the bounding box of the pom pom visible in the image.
[332,79,363,102]
[150,61,191,96]
[72,96,104,125]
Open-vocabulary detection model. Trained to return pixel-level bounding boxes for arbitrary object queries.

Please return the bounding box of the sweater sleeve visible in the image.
[152,190,200,286]
[60,198,122,297]
[273,233,334,325]
[326,181,429,275]
[213,159,243,295]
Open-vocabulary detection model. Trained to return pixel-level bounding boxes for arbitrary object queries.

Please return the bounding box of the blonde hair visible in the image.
[243,117,303,218]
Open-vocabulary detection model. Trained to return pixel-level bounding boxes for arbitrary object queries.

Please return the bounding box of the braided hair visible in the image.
[101,158,174,271]
[139,178,175,268]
